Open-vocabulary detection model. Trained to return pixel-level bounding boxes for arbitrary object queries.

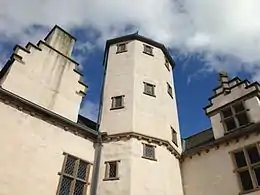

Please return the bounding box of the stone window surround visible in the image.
[143,44,154,56]
[143,82,156,97]
[167,82,173,98]
[142,143,157,161]
[231,142,260,194]
[220,101,250,133]
[171,126,178,147]
[103,160,121,181]
[110,95,125,110]
[116,42,128,54]
[57,152,92,195]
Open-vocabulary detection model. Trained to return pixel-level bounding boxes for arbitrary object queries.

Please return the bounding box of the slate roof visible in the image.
[77,115,97,131]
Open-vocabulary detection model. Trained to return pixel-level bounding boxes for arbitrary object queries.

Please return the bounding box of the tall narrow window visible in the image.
[171,126,178,146]
[142,143,156,161]
[104,160,120,180]
[143,82,155,97]
[116,43,127,53]
[143,44,153,56]
[167,83,173,98]
[165,58,170,71]
[57,153,91,195]
[111,95,124,110]
[232,143,260,193]
[221,102,249,132]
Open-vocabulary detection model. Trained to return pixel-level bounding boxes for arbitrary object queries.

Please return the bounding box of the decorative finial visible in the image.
[219,71,230,94]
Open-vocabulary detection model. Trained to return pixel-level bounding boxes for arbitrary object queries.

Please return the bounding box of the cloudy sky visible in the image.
[0,0,260,137]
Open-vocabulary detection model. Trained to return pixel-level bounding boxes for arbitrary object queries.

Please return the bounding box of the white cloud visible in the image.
[1,0,260,79]
[79,100,99,122]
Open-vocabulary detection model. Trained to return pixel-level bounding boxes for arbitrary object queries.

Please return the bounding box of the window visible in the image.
[165,58,170,71]
[143,82,155,97]
[143,44,153,56]
[171,127,178,146]
[116,43,127,53]
[142,143,156,160]
[111,95,124,110]
[167,83,173,98]
[104,160,120,180]
[232,143,260,193]
[57,153,91,195]
[221,102,250,132]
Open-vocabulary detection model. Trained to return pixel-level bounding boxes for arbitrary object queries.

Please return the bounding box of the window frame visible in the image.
[116,42,127,54]
[165,57,170,71]
[221,102,250,133]
[167,82,173,98]
[104,160,120,181]
[142,143,157,161]
[143,44,154,56]
[143,82,156,97]
[57,153,91,195]
[171,126,178,146]
[111,95,125,110]
[231,142,260,194]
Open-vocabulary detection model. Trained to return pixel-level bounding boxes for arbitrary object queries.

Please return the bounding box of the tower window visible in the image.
[221,102,250,132]
[142,143,156,161]
[143,82,155,97]
[143,44,153,56]
[111,95,124,110]
[171,126,178,146]
[232,143,260,193]
[57,153,91,195]
[104,160,120,180]
[165,58,170,71]
[167,83,173,98]
[116,43,127,53]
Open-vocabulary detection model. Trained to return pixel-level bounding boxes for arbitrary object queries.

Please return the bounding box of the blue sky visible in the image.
[1,0,260,138]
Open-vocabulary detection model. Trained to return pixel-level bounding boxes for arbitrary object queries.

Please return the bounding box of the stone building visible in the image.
[0,25,259,195]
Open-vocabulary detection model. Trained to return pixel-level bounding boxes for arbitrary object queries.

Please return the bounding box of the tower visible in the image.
[96,34,184,195]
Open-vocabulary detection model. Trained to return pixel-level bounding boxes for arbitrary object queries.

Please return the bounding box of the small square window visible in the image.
[165,58,170,71]
[171,127,178,146]
[143,44,153,56]
[104,161,120,180]
[167,83,173,98]
[111,96,124,110]
[233,102,245,113]
[222,108,232,118]
[143,82,155,97]
[142,144,156,160]
[116,43,127,53]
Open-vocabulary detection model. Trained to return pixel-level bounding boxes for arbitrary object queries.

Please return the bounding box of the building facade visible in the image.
[0,25,259,195]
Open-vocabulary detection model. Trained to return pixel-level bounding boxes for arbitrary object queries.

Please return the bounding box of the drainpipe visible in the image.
[89,46,109,195]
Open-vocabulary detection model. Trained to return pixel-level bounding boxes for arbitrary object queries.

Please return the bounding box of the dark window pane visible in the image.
[144,145,155,159]
[237,113,249,126]
[74,181,85,195]
[77,161,88,180]
[117,43,126,53]
[254,167,260,186]
[234,151,247,168]
[167,83,173,97]
[64,156,76,175]
[239,170,253,191]
[234,102,245,113]
[144,83,154,95]
[222,108,232,118]
[225,118,236,131]
[246,146,260,164]
[144,45,153,55]
[108,162,117,178]
[59,176,72,195]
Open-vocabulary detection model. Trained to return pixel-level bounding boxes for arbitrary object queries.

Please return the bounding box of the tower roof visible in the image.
[103,33,175,68]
